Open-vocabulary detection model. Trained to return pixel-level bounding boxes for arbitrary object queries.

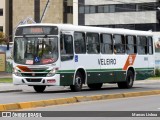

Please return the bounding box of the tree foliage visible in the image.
[0,32,9,45]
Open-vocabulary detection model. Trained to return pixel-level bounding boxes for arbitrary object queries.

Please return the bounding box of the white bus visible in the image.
[13,24,155,92]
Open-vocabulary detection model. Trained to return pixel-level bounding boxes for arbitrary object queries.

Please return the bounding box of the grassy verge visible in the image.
[147,76,160,80]
[0,78,12,83]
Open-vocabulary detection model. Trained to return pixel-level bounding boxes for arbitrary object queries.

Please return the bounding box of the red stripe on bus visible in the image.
[17,65,32,72]
[123,54,136,70]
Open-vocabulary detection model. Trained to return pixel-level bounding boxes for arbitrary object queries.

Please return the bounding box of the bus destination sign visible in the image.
[15,26,58,36]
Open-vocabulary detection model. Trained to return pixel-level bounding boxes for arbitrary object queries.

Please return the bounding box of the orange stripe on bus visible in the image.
[17,65,32,72]
[123,54,136,70]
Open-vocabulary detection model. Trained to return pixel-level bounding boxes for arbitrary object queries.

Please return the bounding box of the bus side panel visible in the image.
[100,71,114,83]
[60,72,74,86]
[86,71,101,84]
[100,55,128,83]
[86,70,127,84]
[136,69,154,80]
[114,71,126,82]
[134,55,155,80]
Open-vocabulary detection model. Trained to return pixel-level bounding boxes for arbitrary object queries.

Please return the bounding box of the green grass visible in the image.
[147,76,160,80]
[0,78,12,83]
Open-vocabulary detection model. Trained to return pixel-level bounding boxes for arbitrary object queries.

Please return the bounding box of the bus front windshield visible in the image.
[14,37,58,65]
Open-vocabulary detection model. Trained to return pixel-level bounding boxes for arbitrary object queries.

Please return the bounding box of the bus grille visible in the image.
[21,73,48,77]
[26,79,42,82]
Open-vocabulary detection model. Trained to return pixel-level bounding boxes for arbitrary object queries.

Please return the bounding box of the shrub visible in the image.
[155,68,160,77]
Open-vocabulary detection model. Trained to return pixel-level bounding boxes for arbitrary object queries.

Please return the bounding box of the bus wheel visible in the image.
[70,72,83,92]
[117,70,134,89]
[33,85,46,93]
[88,83,103,90]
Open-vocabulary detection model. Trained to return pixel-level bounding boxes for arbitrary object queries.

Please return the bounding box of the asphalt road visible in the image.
[4,94,160,120]
[28,95,160,119]
[29,94,160,111]
[0,80,160,104]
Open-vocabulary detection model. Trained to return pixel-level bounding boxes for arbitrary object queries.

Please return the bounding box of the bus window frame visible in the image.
[147,36,153,55]
[100,33,113,54]
[86,32,100,54]
[137,35,147,55]
[126,35,137,54]
[74,31,86,54]
[113,34,126,54]
[60,34,74,61]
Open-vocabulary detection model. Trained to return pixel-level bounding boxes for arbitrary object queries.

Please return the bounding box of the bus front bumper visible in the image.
[13,74,60,86]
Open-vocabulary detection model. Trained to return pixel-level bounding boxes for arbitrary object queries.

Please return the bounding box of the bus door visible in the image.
[59,31,75,86]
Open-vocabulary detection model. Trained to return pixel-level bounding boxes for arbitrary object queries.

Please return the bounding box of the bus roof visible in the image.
[18,23,153,36]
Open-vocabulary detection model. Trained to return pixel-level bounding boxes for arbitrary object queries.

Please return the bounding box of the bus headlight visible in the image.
[13,68,22,77]
[46,69,56,77]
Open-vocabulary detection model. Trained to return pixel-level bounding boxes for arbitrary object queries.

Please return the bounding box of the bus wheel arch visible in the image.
[70,68,86,92]
[74,68,86,84]
[117,67,135,89]
[127,67,135,80]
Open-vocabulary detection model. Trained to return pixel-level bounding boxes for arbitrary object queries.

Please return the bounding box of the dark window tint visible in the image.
[109,5,115,13]
[0,9,3,16]
[79,6,85,13]
[126,36,136,54]
[85,6,90,13]
[60,34,74,61]
[90,6,96,13]
[98,6,104,13]
[67,6,73,13]
[148,37,153,54]
[116,4,136,12]
[74,32,86,54]
[114,34,125,54]
[86,33,100,54]
[0,26,3,32]
[101,34,113,54]
[104,6,109,13]
[137,36,147,54]
[137,3,156,11]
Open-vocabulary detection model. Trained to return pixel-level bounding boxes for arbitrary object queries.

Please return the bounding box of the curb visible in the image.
[0,89,22,93]
[0,90,160,111]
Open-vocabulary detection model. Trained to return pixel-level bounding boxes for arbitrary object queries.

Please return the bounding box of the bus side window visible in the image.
[74,32,86,54]
[126,35,136,54]
[86,33,100,54]
[101,34,113,54]
[137,36,147,55]
[60,34,74,61]
[114,34,125,54]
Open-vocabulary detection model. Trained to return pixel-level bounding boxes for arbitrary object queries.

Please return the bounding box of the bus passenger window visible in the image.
[114,34,125,54]
[74,32,86,54]
[101,34,113,54]
[137,36,147,55]
[86,33,100,54]
[126,35,136,54]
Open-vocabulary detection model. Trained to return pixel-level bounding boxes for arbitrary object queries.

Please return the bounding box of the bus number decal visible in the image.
[98,59,116,65]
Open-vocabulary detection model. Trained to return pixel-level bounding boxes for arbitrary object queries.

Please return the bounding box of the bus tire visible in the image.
[70,71,83,92]
[87,83,103,90]
[117,70,134,89]
[33,85,46,93]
